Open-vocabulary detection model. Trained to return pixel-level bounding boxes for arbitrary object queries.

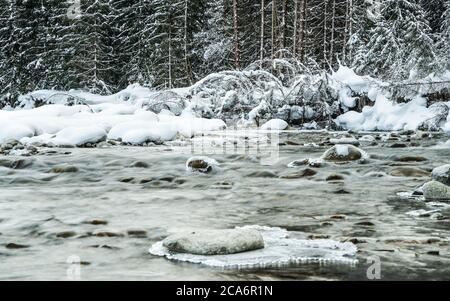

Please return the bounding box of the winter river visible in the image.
[0,130,449,280]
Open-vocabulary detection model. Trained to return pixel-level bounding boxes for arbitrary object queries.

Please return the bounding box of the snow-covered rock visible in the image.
[260,119,288,130]
[321,145,367,162]
[359,135,376,142]
[186,156,219,174]
[423,181,450,200]
[431,164,450,186]
[329,137,360,146]
[149,226,358,268]
[161,228,265,255]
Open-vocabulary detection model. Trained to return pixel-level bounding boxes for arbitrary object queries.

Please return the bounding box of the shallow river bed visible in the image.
[0,131,449,280]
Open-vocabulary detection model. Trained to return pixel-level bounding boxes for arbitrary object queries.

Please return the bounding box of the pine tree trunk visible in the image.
[260,0,265,66]
[329,0,336,65]
[271,0,277,59]
[184,0,192,85]
[168,18,173,89]
[293,0,299,57]
[299,0,306,61]
[280,0,287,53]
[232,0,240,69]
[323,0,328,65]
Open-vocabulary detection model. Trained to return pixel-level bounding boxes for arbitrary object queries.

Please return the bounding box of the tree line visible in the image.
[0,0,449,101]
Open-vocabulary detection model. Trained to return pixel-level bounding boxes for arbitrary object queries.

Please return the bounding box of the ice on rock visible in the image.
[260,119,288,131]
[149,226,358,268]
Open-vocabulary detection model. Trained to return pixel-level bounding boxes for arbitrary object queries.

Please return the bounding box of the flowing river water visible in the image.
[0,130,449,280]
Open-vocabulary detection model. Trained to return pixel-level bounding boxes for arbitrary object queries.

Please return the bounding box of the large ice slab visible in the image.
[149,226,358,268]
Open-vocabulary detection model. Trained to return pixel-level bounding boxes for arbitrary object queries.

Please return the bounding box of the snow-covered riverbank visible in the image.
[1,67,449,147]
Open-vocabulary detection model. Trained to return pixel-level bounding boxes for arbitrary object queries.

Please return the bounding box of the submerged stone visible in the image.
[50,165,79,173]
[246,170,278,178]
[423,181,450,200]
[389,167,430,178]
[280,168,317,179]
[394,156,427,162]
[162,229,265,255]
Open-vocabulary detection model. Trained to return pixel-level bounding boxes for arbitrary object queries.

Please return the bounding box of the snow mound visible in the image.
[149,225,358,268]
[0,103,226,146]
[260,119,288,130]
[107,122,178,144]
[337,94,449,131]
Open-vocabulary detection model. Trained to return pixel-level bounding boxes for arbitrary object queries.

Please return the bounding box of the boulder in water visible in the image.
[423,181,450,200]
[162,228,265,255]
[321,145,367,162]
[431,164,450,186]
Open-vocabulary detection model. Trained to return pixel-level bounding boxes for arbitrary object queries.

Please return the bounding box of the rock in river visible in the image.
[321,145,367,162]
[389,167,430,178]
[50,165,79,173]
[431,164,450,186]
[186,156,219,174]
[423,181,450,200]
[162,228,265,255]
[280,168,317,179]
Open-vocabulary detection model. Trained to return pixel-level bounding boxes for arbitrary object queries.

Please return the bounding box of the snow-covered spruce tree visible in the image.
[65,0,117,94]
[354,0,437,81]
[112,0,155,88]
[347,0,376,66]
[199,0,233,74]
[300,0,353,69]
[182,0,209,85]
[146,0,187,89]
[440,0,450,70]
[41,0,73,91]
[421,0,446,33]
[0,0,14,106]
[0,0,52,100]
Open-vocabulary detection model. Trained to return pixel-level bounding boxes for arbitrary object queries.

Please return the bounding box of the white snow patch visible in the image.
[149,225,358,268]
[335,145,350,156]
